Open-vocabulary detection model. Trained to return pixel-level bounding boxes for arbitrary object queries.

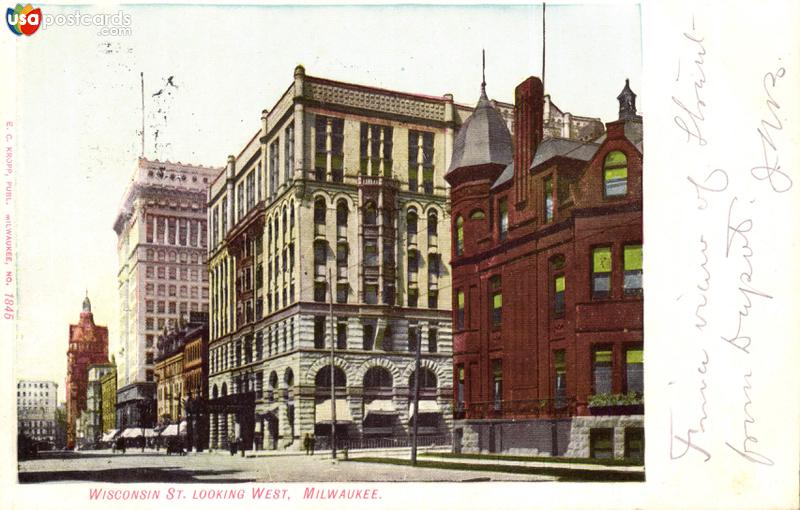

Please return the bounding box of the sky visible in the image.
[13,3,642,402]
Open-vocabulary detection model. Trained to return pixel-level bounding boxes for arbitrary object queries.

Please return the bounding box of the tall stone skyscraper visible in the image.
[113,158,220,428]
[66,294,109,449]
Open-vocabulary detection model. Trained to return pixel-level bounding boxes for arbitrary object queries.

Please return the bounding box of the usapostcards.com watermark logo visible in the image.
[6,4,132,37]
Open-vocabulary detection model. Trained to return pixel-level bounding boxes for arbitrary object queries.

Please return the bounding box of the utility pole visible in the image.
[410,329,421,465]
[328,268,337,459]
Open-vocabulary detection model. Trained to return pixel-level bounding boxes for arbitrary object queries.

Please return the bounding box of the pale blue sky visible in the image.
[14,3,641,401]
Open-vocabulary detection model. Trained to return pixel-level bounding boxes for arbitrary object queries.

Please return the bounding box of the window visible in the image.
[623,244,643,296]
[456,289,465,330]
[544,176,554,223]
[498,198,509,240]
[427,211,438,245]
[314,316,326,349]
[408,324,419,352]
[456,366,465,411]
[314,198,326,228]
[336,243,347,279]
[284,124,294,183]
[315,116,344,182]
[364,202,377,225]
[428,326,438,353]
[407,288,418,308]
[592,247,612,299]
[364,240,378,266]
[590,428,614,459]
[314,241,327,278]
[364,284,378,305]
[336,283,348,304]
[491,360,503,411]
[593,347,613,395]
[408,131,434,192]
[554,274,566,317]
[360,123,393,176]
[490,277,502,328]
[269,140,279,196]
[407,209,418,244]
[603,150,628,197]
[428,290,439,309]
[314,282,327,303]
[362,323,375,350]
[554,350,567,408]
[336,200,348,238]
[407,250,418,284]
[625,347,643,394]
[455,216,464,256]
[337,321,347,350]
[625,427,645,461]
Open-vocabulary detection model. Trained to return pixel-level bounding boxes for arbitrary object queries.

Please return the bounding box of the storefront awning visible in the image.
[120,428,142,438]
[408,400,441,417]
[101,429,119,442]
[315,399,353,423]
[144,428,157,438]
[161,424,179,437]
[364,399,398,417]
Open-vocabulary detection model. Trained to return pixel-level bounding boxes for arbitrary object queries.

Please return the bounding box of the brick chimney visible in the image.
[513,77,544,207]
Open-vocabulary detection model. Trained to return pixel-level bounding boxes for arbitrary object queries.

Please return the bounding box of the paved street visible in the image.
[18,449,555,483]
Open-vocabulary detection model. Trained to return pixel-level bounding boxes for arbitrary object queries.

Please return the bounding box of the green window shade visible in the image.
[458,367,464,380]
[457,291,464,308]
[593,247,612,272]
[555,275,565,293]
[626,349,643,364]
[331,154,343,170]
[624,245,643,270]
[605,167,628,181]
[604,150,627,166]
[544,177,553,194]
[493,293,502,309]
[595,350,612,363]
[315,154,327,168]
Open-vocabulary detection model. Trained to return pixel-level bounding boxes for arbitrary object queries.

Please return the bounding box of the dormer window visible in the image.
[603,151,628,198]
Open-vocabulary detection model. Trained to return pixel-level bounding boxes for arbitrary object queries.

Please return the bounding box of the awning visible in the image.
[364,399,398,417]
[144,428,157,438]
[179,420,187,434]
[120,428,142,438]
[315,399,353,423]
[408,400,441,417]
[161,424,179,437]
[101,429,119,442]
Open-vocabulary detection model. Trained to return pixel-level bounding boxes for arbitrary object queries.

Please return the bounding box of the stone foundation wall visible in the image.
[563,414,644,458]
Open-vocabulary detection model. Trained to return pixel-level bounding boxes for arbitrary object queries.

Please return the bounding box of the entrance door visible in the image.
[266,413,279,450]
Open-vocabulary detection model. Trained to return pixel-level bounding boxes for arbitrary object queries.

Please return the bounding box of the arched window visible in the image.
[407,208,418,244]
[268,371,278,402]
[315,365,347,388]
[603,150,628,197]
[221,382,227,397]
[314,197,326,225]
[427,210,438,245]
[336,200,348,238]
[364,202,377,225]
[455,216,464,256]
[363,366,393,389]
[408,367,437,389]
[282,206,288,240]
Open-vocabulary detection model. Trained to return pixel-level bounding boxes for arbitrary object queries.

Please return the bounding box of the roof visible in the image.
[491,163,514,190]
[447,86,513,174]
[529,138,600,170]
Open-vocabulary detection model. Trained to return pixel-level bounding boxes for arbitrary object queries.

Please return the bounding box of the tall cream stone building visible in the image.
[205,66,493,450]
[113,158,220,428]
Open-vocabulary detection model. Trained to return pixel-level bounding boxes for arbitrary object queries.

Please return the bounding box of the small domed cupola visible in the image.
[447,54,513,176]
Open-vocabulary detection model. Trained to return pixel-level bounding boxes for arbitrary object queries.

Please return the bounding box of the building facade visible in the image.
[66,295,109,449]
[100,361,117,436]
[85,363,116,446]
[206,66,470,451]
[446,77,643,459]
[113,157,220,428]
[17,380,58,447]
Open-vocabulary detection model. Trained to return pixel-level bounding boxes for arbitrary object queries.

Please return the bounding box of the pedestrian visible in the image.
[229,434,235,456]
[303,434,310,455]
[310,434,316,456]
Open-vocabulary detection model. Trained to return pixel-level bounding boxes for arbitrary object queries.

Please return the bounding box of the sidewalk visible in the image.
[392,453,645,473]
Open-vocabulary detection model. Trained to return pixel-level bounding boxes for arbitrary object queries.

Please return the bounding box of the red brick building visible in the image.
[66,295,109,449]
[446,77,643,459]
